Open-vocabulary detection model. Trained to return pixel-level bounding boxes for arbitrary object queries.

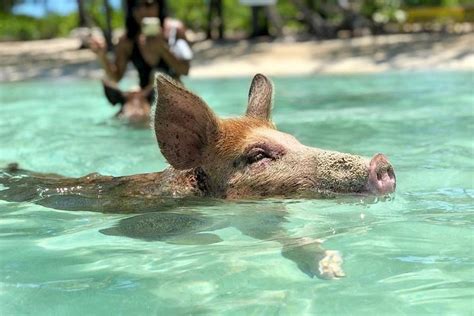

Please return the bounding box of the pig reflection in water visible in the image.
[0,74,396,279]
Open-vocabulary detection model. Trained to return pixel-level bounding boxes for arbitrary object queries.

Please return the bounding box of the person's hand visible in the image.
[143,33,166,47]
[162,19,186,40]
[89,36,107,57]
[140,33,168,57]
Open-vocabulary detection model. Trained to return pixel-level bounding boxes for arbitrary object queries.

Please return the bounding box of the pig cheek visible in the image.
[225,174,252,198]
[225,161,270,198]
[229,157,272,181]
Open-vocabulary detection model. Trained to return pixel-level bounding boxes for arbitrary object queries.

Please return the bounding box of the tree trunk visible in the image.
[250,6,270,38]
[206,0,224,40]
[103,0,113,51]
[217,0,224,40]
[76,0,90,28]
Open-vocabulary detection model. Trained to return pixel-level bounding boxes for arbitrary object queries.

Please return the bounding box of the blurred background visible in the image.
[1,0,473,41]
[0,0,473,82]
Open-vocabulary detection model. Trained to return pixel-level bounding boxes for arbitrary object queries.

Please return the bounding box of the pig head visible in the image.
[153,74,396,199]
[103,80,152,125]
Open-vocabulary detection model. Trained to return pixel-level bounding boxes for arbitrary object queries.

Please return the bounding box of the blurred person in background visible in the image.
[90,0,192,90]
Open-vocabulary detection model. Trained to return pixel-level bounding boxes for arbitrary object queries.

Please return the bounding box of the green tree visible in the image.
[0,0,19,14]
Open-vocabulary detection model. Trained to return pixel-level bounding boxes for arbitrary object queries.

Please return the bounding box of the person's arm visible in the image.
[158,43,191,76]
[158,19,191,76]
[90,36,131,82]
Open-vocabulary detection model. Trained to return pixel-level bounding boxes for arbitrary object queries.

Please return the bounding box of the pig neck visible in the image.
[111,167,209,199]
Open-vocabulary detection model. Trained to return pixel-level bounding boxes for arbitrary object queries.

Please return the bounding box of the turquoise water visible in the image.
[0,72,473,315]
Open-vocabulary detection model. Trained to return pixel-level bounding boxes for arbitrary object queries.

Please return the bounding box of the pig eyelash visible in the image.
[246,148,272,165]
[232,144,284,168]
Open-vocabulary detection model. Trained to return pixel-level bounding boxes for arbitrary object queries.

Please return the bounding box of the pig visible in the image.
[102,80,152,126]
[0,73,396,279]
[151,73,395,199]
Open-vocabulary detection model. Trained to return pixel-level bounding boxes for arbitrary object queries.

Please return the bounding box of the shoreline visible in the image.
[0,33,473,82]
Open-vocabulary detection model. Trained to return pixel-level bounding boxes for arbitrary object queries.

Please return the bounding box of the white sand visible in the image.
[190,33,474,77]
[0,33,472,82]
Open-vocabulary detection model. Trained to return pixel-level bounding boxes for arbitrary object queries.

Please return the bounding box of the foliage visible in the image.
[81,1,124,31]
[403,0,473,6]
[0,4,123,41]
[362,0,407,23]
[168,0,252,34]
[1,0,472,41]
[0,13,77,41]
[0,0,18,14]
[405,6,470,22]
[168,0,308,34]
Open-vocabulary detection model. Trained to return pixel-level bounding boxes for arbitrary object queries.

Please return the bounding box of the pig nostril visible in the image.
[375,165,389,182]
[387,166,396,190]
[387,166,395,180]
[376,170,383,181]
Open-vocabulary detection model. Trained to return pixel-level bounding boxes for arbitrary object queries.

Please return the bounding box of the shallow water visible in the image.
[1,72,473,315]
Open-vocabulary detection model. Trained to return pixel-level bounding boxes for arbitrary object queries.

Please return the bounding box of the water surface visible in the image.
[0,72,473,315]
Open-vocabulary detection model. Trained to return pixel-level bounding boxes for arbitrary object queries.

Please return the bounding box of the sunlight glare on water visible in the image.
[0,72,473,315]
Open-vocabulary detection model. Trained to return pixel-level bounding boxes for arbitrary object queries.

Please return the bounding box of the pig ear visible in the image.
[153,74,220,170]
[246,74,273,121]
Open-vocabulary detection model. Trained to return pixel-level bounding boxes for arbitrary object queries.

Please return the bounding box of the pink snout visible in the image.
[366,153,396,195]
[120,93,151,124]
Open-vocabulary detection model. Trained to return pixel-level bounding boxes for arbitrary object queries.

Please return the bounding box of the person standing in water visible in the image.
[90,0,192,90]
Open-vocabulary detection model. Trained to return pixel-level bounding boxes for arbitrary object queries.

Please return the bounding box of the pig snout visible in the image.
[366,153,396,195]
[120,94,151,124]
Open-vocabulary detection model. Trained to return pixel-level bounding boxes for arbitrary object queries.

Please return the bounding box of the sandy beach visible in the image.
[0,32,473,82]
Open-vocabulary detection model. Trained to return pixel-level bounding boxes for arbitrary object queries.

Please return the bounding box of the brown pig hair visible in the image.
[152,73,276,169]
[213,118,275,161]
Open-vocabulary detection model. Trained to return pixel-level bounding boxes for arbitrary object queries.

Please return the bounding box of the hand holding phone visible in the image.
[142,17,161,37]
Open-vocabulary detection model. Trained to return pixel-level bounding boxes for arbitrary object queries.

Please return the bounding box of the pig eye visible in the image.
[246,148,271,165]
